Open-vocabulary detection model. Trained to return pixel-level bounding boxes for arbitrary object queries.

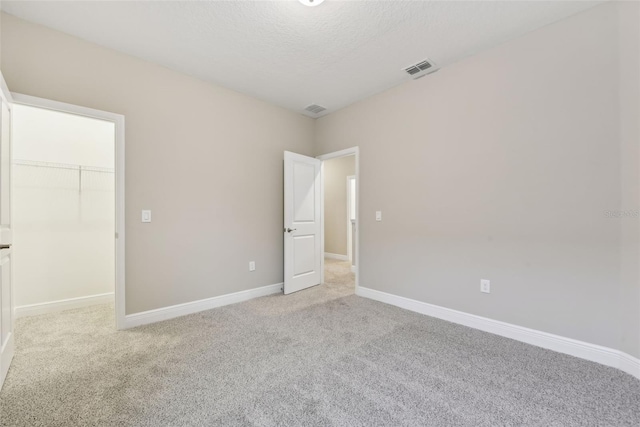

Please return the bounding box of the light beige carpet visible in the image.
[323,257,355,288]
[1,267,639,426]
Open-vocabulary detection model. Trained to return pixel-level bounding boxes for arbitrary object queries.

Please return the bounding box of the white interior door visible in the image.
[0,74,14,390]
[284,151,322,294]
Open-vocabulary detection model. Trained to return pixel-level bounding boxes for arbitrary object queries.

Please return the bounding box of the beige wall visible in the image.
[323,155,355,256]
[316,2,640,356]
[1,13,315,315]
[2,3,639,358]
[618,1,640,359]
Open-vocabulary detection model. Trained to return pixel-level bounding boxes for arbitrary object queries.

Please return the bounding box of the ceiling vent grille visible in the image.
[304,104,327,114]
[403,58,437,79]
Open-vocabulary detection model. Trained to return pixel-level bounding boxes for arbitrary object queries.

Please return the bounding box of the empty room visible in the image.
[0,0,639,426]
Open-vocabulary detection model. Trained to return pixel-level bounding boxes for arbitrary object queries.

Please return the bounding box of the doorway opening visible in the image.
[318,148,359,295]
[11,94,125,329]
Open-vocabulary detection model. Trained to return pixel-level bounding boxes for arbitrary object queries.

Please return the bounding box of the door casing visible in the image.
[346,174,356,265]
[0,73,14,390]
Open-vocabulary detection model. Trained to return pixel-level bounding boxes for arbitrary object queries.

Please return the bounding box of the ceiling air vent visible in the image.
[405,65,422,76]
[403,58,437,79]
[304,104,327,115]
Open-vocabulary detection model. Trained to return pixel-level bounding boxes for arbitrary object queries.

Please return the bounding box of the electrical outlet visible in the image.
[249,261,256,272]
[376,211,382,221]
[480,279,491,294]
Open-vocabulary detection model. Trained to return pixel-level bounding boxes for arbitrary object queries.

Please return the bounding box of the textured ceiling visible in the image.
[2,0,603,117]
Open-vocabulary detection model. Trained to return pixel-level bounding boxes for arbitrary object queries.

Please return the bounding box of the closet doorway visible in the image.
[10,95,125,328]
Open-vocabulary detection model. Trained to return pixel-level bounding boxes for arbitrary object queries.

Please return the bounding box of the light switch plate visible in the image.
[249,261,256,272]
[141,210,151,223]
[376,211,382,221]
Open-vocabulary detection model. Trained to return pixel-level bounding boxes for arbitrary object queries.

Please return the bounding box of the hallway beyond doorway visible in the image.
[323,257,354,293]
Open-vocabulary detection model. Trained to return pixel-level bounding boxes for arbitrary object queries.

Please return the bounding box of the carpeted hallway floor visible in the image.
[323,257,355,290]
[1,264,639,426]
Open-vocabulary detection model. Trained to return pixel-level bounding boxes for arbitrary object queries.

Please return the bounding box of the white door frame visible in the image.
[346,175,356,264]
[0,74,14,390]
[317,147,359,292]
[10,93,126,330]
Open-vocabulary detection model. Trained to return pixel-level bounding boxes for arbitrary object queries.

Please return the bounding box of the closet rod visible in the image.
[13,159,114,174]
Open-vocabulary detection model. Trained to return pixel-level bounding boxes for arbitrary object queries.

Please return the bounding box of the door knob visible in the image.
[285,228,297,233]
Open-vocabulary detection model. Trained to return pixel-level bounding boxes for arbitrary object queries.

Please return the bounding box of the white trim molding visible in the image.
[0,331,13,389]
[346,175,356,263]
[620,352,640,379]
[124,282,283,329]
[356,286,640,380]
[324,252,349,261]
[0,72,12,105]
[15,293,114,318]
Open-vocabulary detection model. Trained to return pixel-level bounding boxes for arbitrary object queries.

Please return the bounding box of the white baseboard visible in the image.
[124,282,283,329]
[324,252,349,261]
[14,292,114,318]
[620,352,640,379]
[356,286,640,380]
